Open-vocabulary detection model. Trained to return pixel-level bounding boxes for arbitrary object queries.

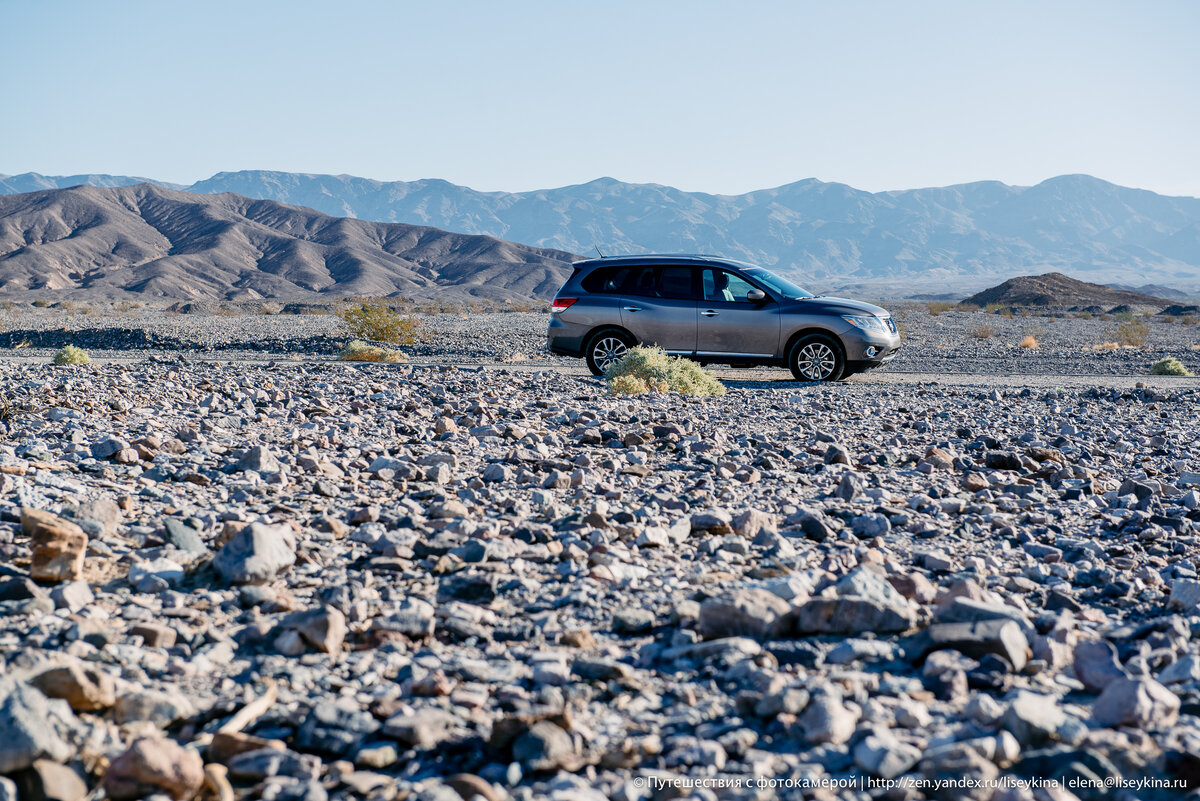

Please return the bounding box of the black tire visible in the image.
[585,329,635,376]
[788,335,845,382]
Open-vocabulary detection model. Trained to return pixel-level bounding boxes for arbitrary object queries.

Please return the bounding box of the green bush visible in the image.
[53,345,90,365]
[604,346,725,397]
[338,340,405,363]
[1111,319,1148,347]
[338,299,421,344]
[1151,357,1193,376]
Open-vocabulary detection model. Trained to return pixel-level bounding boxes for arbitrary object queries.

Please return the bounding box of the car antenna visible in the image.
[594,245,605,258]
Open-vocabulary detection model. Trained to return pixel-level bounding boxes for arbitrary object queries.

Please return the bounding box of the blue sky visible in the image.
[1,0,1197,196]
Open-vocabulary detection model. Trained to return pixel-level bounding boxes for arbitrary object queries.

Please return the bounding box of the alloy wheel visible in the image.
[795,342,836,380]
[593,337,629,371]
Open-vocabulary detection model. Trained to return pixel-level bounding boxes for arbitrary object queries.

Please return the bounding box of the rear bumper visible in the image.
[547,317,585,357]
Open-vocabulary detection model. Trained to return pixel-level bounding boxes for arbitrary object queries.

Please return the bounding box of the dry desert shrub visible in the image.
[605,346,725,397]
[1087,342,1120,351]
[1151,357,1193,376]
[1111,319,1149,347]
[971,325,996,339]
[926,301,956,316]
[338,299,421,344]
[338,340,405,363]
[53,345,90,365]
[1019,335,1038,349]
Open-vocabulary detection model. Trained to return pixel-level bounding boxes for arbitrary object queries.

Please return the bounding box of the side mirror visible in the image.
[746,288,767,302]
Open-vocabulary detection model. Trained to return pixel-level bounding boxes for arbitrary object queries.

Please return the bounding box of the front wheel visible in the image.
[585,330,634,376]
[788,336,845,382]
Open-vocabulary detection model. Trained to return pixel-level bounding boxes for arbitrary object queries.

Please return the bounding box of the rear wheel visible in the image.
[585,330,634,376]
[788,335,845,382]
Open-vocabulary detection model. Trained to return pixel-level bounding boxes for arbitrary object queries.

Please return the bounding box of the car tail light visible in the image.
[551,297,577,312]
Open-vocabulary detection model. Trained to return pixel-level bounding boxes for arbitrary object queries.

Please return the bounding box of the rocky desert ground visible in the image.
[2,302,1200,801]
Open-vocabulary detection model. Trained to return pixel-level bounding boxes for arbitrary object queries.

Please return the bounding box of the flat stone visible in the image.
[13,760,87,801]
[162,518,207,553]
[1001,690,1067,747]
[296,698,380,756]
[793,597,914,635]
[1168,579,1200,612]
[0,682,73,773]
[30,662,115,712]
[697,588,792,639]
[114,689,195,728]
[512,720,577,771]
[798,692,857,744]
[914,619,1030,672]
[382,709,455,748]
[131,623,177,649]
[1073,640,1128,693]
[854,733,922,779]
[23,509,87,583]
[49,581,93,613]
[213,522,296,584]
[1091,677,1180,729]
[104,736,205,800]
[281,605,347,653]
[236,445,282,473]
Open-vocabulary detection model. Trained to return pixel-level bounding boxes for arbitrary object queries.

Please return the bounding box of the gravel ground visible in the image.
[2,306,1200,801]
[1,304,1198,376]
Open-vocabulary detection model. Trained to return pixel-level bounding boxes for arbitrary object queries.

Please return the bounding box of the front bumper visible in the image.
[841,327,901,367]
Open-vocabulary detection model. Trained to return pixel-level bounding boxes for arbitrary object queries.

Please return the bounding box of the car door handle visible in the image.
[700,310,719,317]
[623,305,641,312]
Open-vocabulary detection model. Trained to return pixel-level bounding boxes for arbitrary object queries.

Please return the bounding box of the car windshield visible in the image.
[745,267,814,299]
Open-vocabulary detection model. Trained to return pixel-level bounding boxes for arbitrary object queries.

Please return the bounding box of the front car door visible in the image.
[696,268,781,358]
[618,265,697,354]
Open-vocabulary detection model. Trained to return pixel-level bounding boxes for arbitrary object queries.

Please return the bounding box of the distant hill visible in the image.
[0,185,576,300]
[3,170,1199,294]
[963,273,1173,308]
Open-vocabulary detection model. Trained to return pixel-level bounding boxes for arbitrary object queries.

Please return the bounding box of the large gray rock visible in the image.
[798,691,857,744]
[1001,690,1067,746]
[114,689,195,728]
[914,619,1030,672]
[1073,640,1128,693]
[697,588,792,639]
[0,682,73,773]
[854,733,922,779]
[383,709,455,748]
[793,567,916,634]
[1168,579,1200,612]
[213,522,296,584]
[296,699,380,756]
[1092,677,1180,729]
[236,445,282,473]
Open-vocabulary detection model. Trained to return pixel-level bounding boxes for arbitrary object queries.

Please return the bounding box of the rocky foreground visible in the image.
[2,358,1200,801]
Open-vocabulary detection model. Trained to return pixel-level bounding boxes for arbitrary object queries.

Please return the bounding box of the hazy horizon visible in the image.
[4,168,1200,202]
[2,0,1197,197]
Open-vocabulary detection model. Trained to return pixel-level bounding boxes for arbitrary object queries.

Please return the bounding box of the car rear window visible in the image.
[581,266,631,294]
[624,266,696,300]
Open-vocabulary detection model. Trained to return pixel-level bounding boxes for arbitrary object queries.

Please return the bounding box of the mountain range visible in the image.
[0,185,575,300]
[3,170,1199,296]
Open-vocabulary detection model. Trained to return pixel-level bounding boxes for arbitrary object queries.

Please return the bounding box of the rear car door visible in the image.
[618,266,698,354]
[696,268,781,357]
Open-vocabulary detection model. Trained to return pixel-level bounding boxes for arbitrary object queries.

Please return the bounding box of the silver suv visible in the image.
[547,255,900,381]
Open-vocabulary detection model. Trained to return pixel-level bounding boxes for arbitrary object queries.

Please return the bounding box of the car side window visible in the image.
[703,269,759,302]
[626,267,657,297]
[657,267,696,300]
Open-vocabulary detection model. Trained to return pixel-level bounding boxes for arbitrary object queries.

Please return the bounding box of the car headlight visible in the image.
[842,315,887,333]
